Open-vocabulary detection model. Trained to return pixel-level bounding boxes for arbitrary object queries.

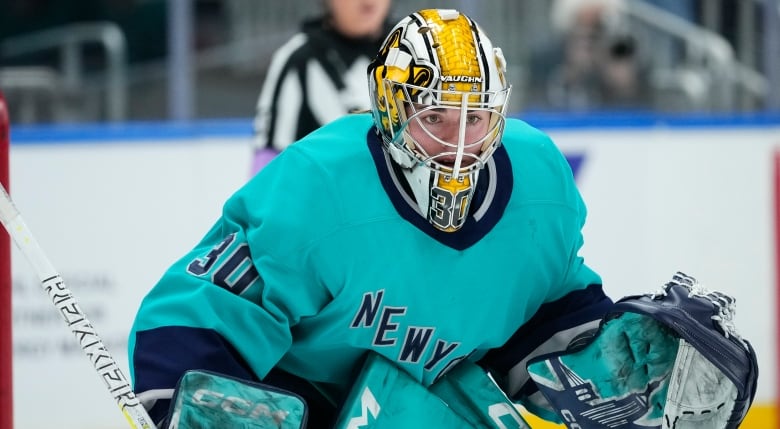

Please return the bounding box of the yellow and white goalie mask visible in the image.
[368,8,511,232]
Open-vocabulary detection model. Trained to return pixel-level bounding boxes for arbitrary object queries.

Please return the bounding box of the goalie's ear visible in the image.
[609,272,758,427]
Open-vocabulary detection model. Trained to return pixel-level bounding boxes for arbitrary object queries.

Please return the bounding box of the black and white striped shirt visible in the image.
[253,18,390,152]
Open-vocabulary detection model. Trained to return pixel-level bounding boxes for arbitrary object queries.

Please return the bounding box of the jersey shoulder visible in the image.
[501,117,580,207]
[232,114,381,252]
[502,117,559,155]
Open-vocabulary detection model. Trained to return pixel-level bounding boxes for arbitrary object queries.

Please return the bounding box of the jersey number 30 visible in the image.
[429,187,470,230]
[186,233,260,295]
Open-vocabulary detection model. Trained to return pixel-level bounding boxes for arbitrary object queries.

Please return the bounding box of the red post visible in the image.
[0,90,13,429]
[775,151,780,423]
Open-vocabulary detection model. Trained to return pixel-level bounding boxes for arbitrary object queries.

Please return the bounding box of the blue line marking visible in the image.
[9,112,780,145]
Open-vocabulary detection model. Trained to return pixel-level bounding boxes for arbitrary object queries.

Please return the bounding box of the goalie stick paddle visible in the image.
[0,183,156,429]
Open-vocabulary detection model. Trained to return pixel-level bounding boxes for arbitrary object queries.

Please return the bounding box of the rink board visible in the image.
[7,116,779,428]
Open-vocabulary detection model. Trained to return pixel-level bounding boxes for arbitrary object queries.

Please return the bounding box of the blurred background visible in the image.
[0,0,778,125]
[2,1,780,428]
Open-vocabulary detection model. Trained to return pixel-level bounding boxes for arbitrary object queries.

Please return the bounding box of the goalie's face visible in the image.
[367,8,511,232]
[384,93,506,232]
[403,103,496,172]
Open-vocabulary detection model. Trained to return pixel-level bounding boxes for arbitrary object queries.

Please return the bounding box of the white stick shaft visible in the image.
[0,184,157,429]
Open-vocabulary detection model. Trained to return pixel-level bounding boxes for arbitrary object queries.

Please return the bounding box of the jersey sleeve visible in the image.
[479,128,613,422]
[559,164,602,299]
[129,145,338,423]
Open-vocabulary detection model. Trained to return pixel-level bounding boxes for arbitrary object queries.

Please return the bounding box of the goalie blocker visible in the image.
[527,272,758,429]
[165,352,530,429]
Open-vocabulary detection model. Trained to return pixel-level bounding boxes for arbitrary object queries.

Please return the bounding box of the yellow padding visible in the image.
[741,404,777,428]
[520,403,776,428]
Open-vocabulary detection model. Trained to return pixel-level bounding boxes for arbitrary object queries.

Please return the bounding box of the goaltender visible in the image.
[128,8,757,429]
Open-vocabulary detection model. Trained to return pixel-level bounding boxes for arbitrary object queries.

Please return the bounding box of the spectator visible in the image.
[250,0,393,174]
[529,0,652,111]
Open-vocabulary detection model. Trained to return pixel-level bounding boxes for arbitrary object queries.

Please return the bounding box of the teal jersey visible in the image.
[129,113,603,422]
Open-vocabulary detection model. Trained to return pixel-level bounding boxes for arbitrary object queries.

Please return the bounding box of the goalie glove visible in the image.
[527,272,758,429]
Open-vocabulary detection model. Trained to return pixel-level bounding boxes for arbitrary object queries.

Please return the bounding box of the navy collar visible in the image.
[367,129,513,250]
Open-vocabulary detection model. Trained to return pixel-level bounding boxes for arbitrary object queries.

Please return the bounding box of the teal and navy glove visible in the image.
[528,272,758,429]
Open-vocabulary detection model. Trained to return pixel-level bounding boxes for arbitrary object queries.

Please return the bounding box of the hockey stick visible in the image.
[0,183,156,429]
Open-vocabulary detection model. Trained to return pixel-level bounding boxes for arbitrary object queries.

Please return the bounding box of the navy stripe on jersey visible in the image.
[367,129,513,250]
[478,284,613,398]
[132,327,258,422]
[133,326,347,425]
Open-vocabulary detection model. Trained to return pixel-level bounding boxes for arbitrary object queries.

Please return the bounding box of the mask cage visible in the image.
[382,79,511,178]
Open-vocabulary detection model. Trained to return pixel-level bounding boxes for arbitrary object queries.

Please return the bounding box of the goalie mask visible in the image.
[367,9,511,232]
[527,272,759,429]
